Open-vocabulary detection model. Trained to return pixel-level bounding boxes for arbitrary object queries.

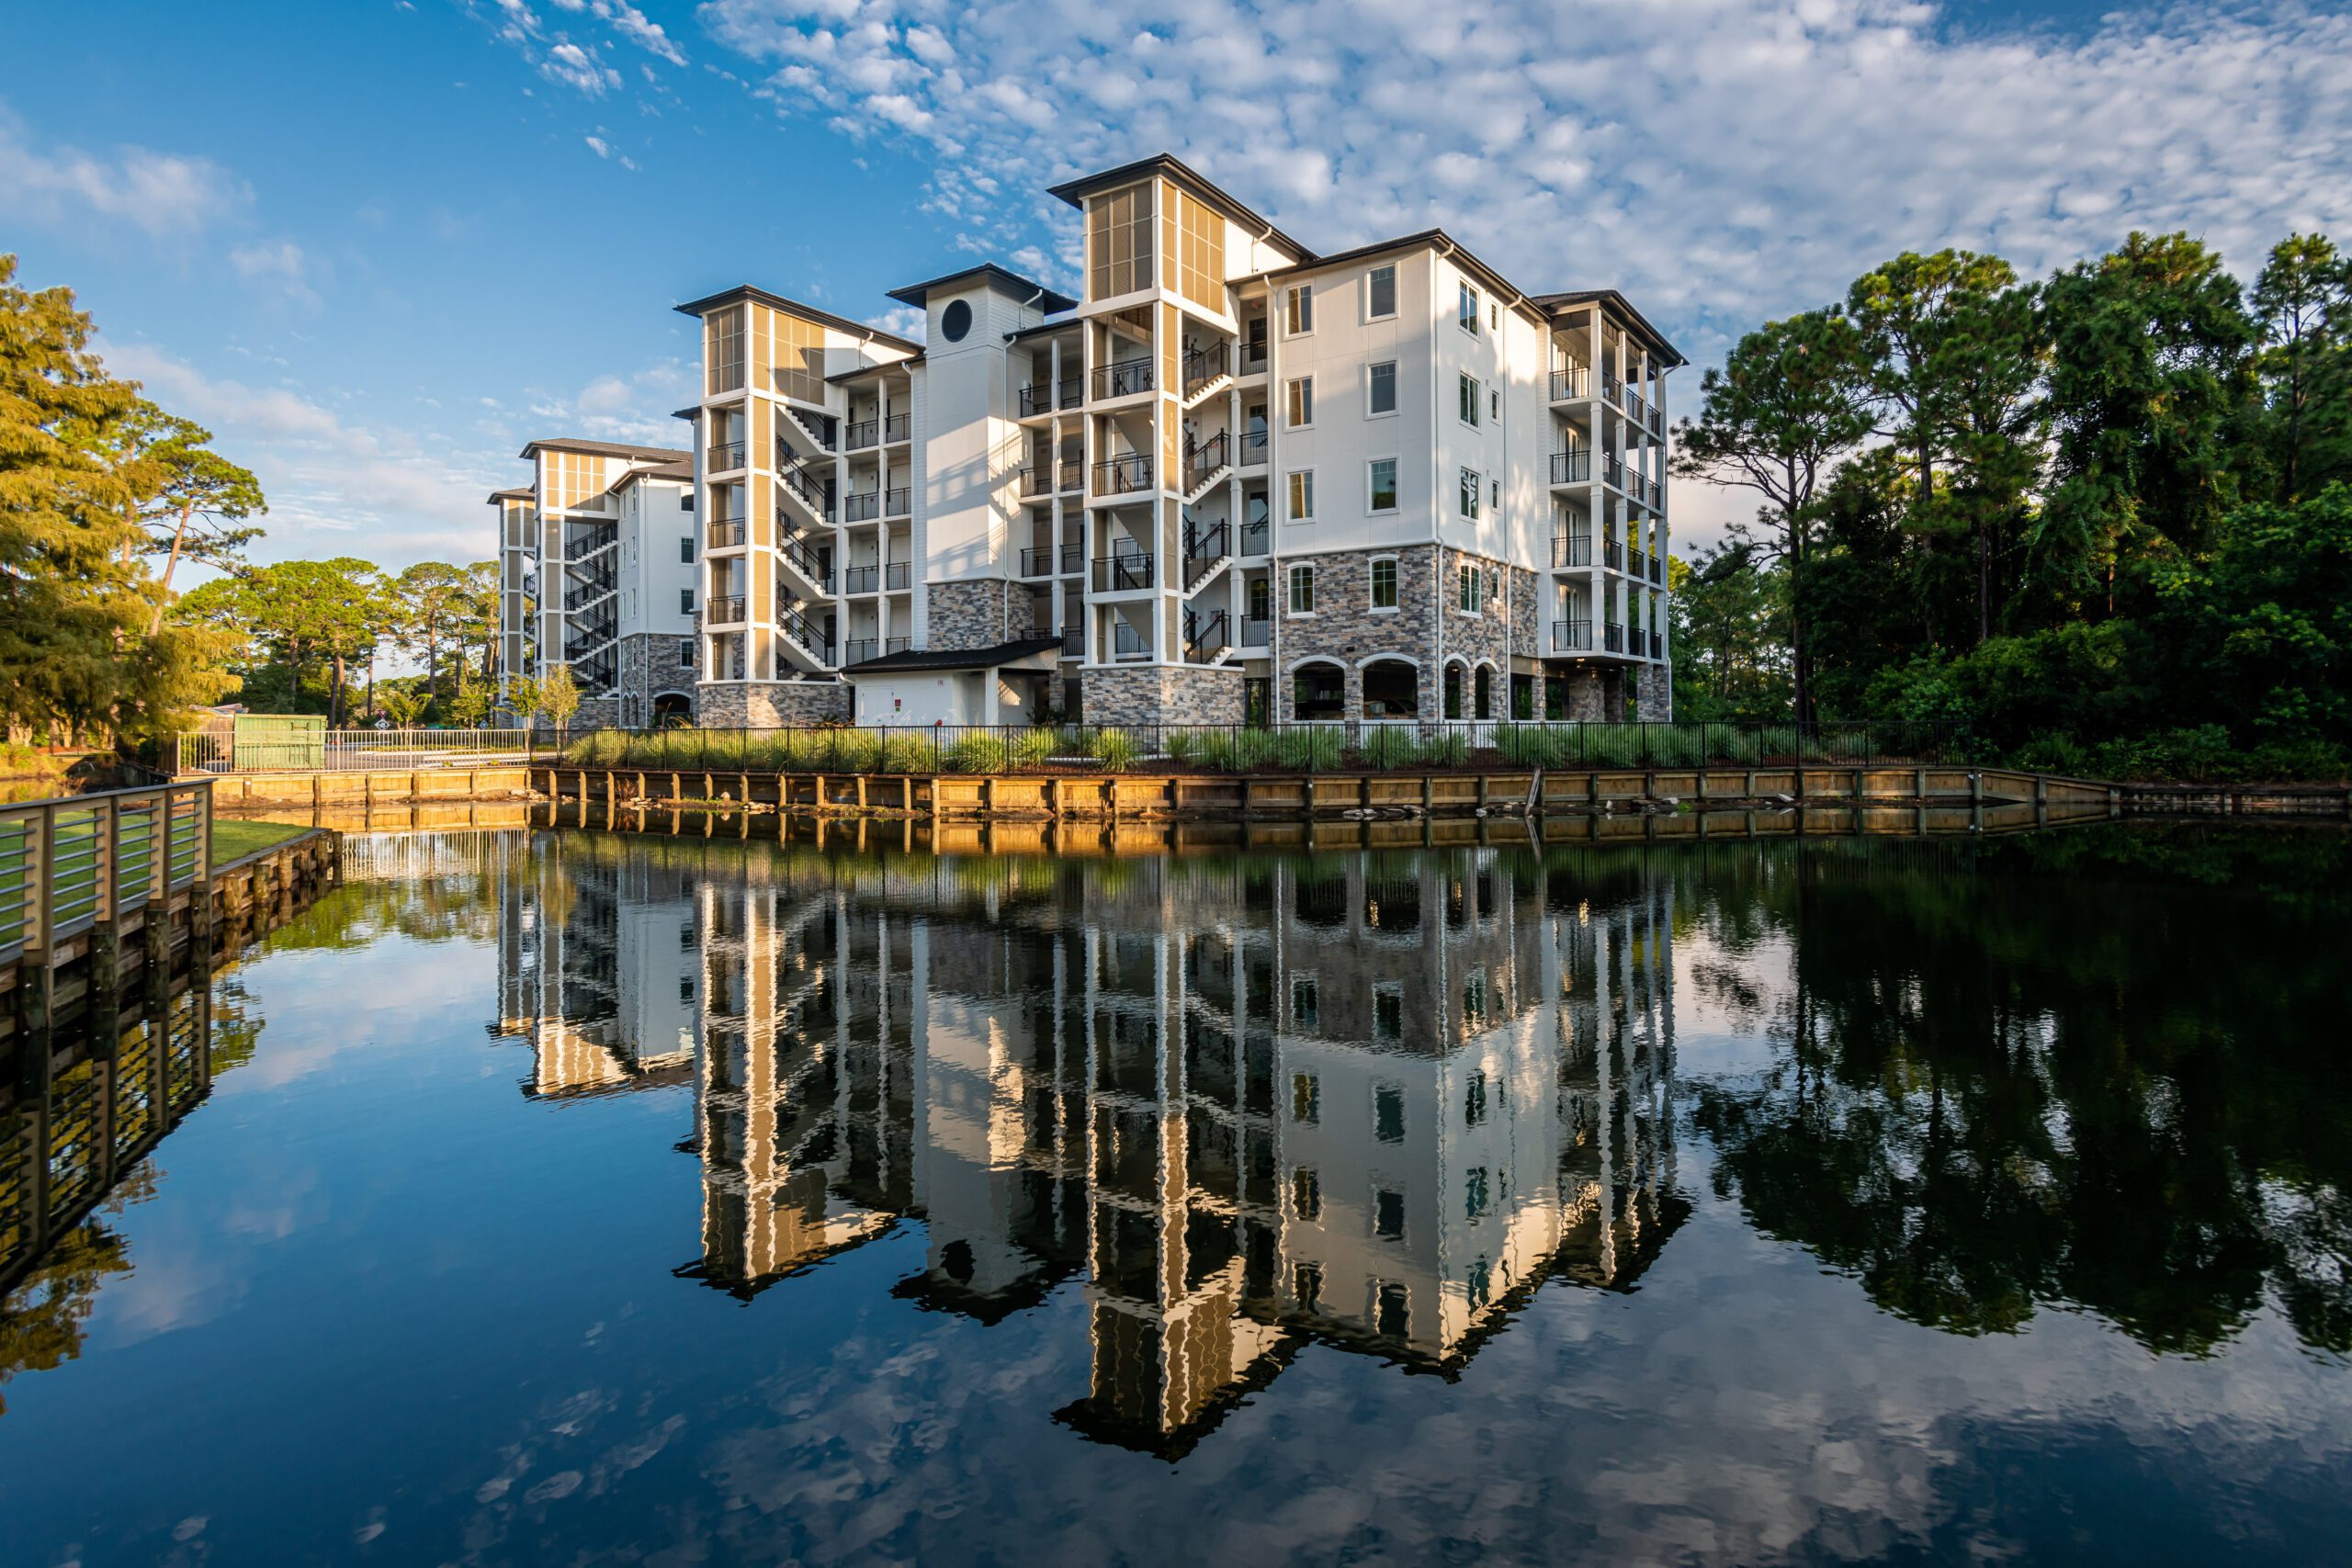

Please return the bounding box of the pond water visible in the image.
[2,821,2347,1565]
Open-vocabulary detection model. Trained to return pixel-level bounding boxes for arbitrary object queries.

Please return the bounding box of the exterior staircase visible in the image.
[1181,343,1233,410]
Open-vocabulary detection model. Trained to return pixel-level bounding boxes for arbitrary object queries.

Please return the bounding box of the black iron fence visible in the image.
[541,719,1966,776]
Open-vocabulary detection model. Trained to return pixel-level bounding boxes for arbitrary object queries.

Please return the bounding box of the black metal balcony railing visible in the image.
[887,636,911,655]
[842,565,879,594]
[843,418,879,450]
[1095,453,1153,495]
[1182,521,1229,587]
[778,605,832,664]
[1021,545,1080,577]
[779,532,833,592]
[1023,460,1082,497]
[884,412,910,444]
[1649,404,1666,437]
[841,637,879,666]
[884,485,910,517]
[707,520,745,549]
[1649,551,1666,584]
[1604,622,1625,653]
[1092,356,1154,400]
[1604,539,1626,572]
[1238,428,1269,466]
[562,578,613,612]
[1183,607,1228,661]
[1625,388,1648,429]
[708,594,746,626]
[1554,618,1594,651]
[1114,621,1150,660]
[1184,430,1229,489]
[843,491,881,523]
[1020,378,1082,417]
[1550,365,1590,401]
[886,561,909,591]
[1603,454,1628,494]
[1060,627,1084,656]
[1239,518,1270,557]
[1240,616,1271,648]
[707,439,745,472]
[1092,553,1154,592]
[786,405,835,452]
[1602,368,1624,407]
[1182,342,1228,398]
[779,462,833,521]
[1552,533,1592,569]
[1551,448,1591,485]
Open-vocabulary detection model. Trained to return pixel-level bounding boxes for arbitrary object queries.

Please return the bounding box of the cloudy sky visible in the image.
[5,0,2348,570]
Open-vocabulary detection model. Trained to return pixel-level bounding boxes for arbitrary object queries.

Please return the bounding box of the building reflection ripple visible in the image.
[494,835,1687,1455]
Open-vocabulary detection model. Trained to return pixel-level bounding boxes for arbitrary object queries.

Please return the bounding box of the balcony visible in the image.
[707,520,745,549]
[1629,625,1650,658]
[1603,622,1625,653]
[707,439,745,472]
[1552,534,1592,569]
[1550,365,1590,402]
[1021,545,1081,577]
[1061,627,1084,657]
[1603,454,1628,493]
[842,565,880,594]
[708,594,746,626]
[886,561,909,591]
[843,418,880,450]
[1625,388,1648,429]
[1239,616,1271,649]
[884,485,910,517]
[1113,621,1151,660]
[842,637,879,666]
[1602,368,1624,407]
[1551,448,1591,486]
[1020,378,1082,417]
[843,491,881,523]
[884,412,910,444]
[1091,356,1153,400]
[1553,618,1593,652]
[1022,460,1081,497]
[1092,553,1154,592]
[1239,518,1270,557]
[1648,551,1666,584]
[1238,428,1269,467]
[1094,453,1153,495]
[1603,539,1625,572]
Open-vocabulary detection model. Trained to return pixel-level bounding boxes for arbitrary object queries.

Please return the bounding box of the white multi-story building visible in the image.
[591,152,1679,729]
[489,438,702,728]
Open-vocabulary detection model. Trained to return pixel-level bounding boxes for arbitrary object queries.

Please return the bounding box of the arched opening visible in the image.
[1443,663,1464,720]
[1361,659,1419,718]
[1292,661,1345,721]
[1473,665,1494,720]
[652,692,694,728]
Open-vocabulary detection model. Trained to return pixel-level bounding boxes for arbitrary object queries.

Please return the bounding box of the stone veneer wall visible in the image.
[1504,562,1543,716]
[1632,661,1673,720]
[1081,664,1246,727]
[1271,545,1442,721]
[1552,667,1608,721]
[695,680,851,726]
[927,581,1012,651]
[616,632,697,727]
[568,694,624,731]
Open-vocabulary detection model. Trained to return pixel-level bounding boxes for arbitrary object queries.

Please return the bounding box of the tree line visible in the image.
[1671,231,2352,779]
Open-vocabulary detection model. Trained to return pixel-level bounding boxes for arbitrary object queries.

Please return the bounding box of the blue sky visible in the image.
[4,0,2347,569]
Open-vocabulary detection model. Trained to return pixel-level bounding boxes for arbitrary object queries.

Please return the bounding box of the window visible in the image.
[679,492,695,512]
[1368,459,1397,515]
[1490,389,1500,422]
[1375,1082,1405,1141]
[1293,1167,1322,1221]
[1087,183,1153,299]
[1368,263,1396,319]
[1375,1189,1406,1240]
[1374,985,1404,1040]
[681,588,695,615]
[1288,563,1316,614]
[1295,1261,1323,1309]
[1459,563,1480,613]
[1466,1258,1492,1308]
[1285,283,1314,334]
[1465,1167,1490,1219]
[1286,376,1314,427]
[1491,478,1500,509]
[1370,556,1398,609]
[1459,374,1480,426]
[1465,1071,1489,1126]
[1464,968,1488,1023]
[1376,1281,1410,1337]
[679,638,695,667]
[1490,300,1500,330]
[1287,469,1316,524]
[1248,577,1272,621]
[1459,468,1481,519]
[1292,1069,1319,1120]
[679,536,694,563]
[1460,282,1480,334]
[1367,360,1396,416]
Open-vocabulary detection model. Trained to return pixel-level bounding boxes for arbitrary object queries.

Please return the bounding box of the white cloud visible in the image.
[228,241,321,307]
[0,109,250,236]
[542,40,623,96]
[522,361,694,448]
[695,0,2352,549]
[101,340,508,570]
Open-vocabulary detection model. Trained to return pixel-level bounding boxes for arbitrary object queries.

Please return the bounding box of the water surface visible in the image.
[3,821,2346,1564]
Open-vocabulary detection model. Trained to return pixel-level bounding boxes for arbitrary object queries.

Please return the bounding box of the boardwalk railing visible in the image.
[539,720,1962,777]
[172,728,535,773]
[0,781,212,968]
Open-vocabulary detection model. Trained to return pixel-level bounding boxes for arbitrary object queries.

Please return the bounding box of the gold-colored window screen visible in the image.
[1089,184,1153,300]
[706,307,744,396]
[1168,185,1225,310]
[757,305,827,406]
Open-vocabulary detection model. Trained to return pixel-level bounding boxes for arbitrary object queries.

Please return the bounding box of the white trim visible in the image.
[1365,457,1400,517]
[1353,651,1419,670]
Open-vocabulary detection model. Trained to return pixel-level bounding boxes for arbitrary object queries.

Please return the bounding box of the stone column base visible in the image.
[1078,665,1247,727]
[695,681,852,726]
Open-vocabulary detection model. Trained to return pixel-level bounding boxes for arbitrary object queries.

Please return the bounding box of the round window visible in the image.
[941,299,972,343]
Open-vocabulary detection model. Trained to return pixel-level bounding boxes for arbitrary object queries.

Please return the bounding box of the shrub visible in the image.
[828,729,881,773]
[1356,728,1418,771]
[1012,727,1062,770]
[1419,731,1469,768]
[878,734,933,774]
[569,728,628,767]
[1089,727,1138,772]
[944,733,1010,773]
[1271,728,1344,772]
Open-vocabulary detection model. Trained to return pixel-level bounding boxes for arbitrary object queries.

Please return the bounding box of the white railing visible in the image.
[171,728,537,774]
[0,781,212,966]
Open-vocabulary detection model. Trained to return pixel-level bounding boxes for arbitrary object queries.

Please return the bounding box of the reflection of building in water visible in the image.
[619,841,1682,1458]
[492,838,697,1098]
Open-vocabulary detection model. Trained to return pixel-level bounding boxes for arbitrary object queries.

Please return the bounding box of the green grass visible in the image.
[212,818,308,863]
